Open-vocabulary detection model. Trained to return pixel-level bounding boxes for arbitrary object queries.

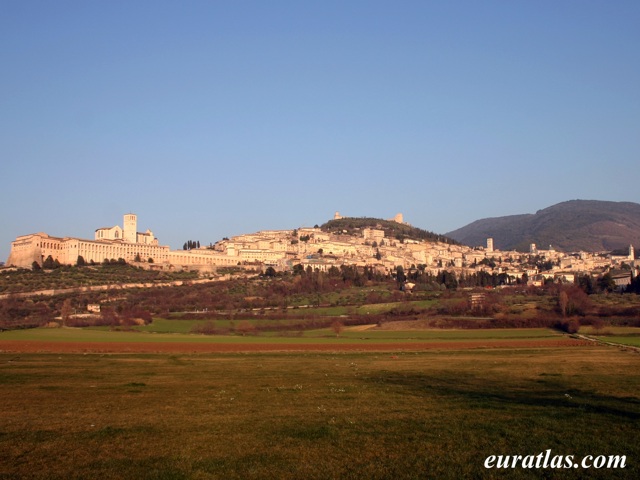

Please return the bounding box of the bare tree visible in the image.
[558,291,569,317]
[60,299,73,327]
[236,320,256,336]
[331,320,344,337]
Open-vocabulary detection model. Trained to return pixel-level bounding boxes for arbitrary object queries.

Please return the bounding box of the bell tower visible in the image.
[123,213,137,243]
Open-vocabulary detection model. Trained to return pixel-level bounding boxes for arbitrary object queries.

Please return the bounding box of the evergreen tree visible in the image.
[597,273,616,293]
[577,274,595,294]
[626,275,640,294]
[43,255,56,269]
[396,266,406,288]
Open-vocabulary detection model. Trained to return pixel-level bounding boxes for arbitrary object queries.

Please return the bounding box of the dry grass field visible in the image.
[1,343,638,479]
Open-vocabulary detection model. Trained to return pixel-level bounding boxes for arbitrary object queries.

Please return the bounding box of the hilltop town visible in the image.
[5,212,638,289]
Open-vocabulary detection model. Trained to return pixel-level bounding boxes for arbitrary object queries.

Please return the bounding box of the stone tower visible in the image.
[123,213,137,243]
[630,244,635,261]
[487,238,494,253]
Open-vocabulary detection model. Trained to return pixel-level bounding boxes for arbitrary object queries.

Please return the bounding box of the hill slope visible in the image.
[321,218,459,245]
[446,200,640,252]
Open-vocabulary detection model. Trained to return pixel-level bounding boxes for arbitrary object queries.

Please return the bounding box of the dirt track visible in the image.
[0,339,593,353]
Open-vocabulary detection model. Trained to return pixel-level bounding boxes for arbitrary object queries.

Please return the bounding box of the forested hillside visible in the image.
[446,200,640,252]
[322,217,459,244]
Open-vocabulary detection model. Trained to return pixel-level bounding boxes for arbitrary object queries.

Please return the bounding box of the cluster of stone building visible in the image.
[5,214,238,270]
[5,213,638,286]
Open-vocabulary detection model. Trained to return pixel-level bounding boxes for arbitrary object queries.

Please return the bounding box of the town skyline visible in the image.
[5,210,638,293]
[3,199,640,264]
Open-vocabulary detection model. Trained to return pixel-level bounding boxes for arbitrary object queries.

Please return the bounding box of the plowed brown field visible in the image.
[0,338,593,353]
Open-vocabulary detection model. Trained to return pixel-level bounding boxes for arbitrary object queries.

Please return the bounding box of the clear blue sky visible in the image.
[2,1,639,261]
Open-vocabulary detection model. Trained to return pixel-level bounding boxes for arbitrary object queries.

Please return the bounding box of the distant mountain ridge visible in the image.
[446,200,640,252]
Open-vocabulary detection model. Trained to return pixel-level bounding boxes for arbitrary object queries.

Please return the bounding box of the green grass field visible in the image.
[580,327,640,336]
[1,346,638,479]
[580,326,640,348]
[335,327,563,341]
[596,336,640,347]
[0,326,565,345]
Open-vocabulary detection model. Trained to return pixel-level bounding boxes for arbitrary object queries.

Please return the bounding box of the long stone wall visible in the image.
[0,277,237,300]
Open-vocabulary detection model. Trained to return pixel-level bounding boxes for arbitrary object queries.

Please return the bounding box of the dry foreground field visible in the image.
[0,330,639,479]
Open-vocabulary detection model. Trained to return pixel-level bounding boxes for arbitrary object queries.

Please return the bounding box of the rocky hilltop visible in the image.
[446,200,640,252]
